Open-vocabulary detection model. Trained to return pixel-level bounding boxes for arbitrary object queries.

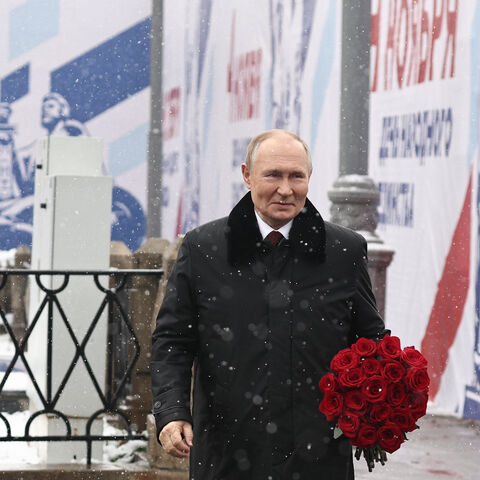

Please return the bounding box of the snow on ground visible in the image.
[2,411,479,477]
[0,411,148,466]
[102,421,148,467]
[0,411,40,465]
[1,333,148,467]
[0,249,16,268]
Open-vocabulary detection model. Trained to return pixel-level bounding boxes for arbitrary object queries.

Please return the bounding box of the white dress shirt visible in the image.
[254,210,293,240]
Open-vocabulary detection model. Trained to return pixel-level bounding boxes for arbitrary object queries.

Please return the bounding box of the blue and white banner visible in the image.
[0,0,151,252]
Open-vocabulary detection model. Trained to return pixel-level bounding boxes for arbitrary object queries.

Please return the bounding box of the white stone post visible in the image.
[27,136,112,463]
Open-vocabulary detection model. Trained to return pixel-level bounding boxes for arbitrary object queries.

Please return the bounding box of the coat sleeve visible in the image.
[351,236,390,341]
[151,234,197,437]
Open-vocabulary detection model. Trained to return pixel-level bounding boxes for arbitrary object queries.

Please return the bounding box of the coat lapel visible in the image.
[226,192,326,265]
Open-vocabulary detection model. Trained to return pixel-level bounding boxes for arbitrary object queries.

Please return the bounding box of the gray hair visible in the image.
[245,129,312,173]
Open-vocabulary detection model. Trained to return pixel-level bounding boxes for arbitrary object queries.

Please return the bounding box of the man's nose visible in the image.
[277,178,293,196]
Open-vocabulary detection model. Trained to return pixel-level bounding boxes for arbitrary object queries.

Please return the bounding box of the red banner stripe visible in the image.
[420,171,472,399]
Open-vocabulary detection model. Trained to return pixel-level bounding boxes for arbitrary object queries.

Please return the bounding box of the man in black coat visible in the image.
[151,129,389,479]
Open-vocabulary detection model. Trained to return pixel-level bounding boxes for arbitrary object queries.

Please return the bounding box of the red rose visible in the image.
[361,357,381,376]
[387,382,407,406]
[345,390,368,414]
[351,337,377,358]
[407,391,428,420]
[381,360,406,383]
[411,405,427,421]
[338,411,361,438]
[391,407,417,433]
[406,367,430,392]
[377,422,405,453]
[361,375,388,403]
[318,372,338,393]
[330,348,360,372]
[319,391,343,421]
[377,335,402,359]
[401,346,428,368]
[352,425,377,448]
[369,403,391,423]
[339,367,366,388]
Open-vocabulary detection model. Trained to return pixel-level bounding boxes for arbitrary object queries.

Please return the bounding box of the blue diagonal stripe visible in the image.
[1,64,30,103]
[50,17,151,123]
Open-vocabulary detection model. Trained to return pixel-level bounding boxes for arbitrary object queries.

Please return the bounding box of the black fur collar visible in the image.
[226,192,326,265]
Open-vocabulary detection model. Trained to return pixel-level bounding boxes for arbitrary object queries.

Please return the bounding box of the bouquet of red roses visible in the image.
[318,335,429,469]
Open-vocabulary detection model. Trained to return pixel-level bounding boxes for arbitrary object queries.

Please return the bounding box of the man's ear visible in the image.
[241,163,251,189]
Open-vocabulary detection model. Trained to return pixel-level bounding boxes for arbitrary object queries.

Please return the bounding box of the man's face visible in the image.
[41,99,62,129]
[242,134,311,229]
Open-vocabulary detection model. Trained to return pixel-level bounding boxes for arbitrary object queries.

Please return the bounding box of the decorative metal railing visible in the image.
[0,269,162,465]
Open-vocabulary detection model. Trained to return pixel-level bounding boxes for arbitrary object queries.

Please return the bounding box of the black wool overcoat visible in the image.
[151,193,388,480]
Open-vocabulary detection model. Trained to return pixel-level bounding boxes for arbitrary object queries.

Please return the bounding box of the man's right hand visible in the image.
[159,420,193,458]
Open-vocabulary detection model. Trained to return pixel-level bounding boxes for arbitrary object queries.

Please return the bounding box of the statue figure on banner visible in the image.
[0,103,19,201]
[0,93,146,252]
[41,92,89,137]
[0,102,34,249]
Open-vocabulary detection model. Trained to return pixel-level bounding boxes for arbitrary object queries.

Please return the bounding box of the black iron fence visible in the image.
[0,269,162,465]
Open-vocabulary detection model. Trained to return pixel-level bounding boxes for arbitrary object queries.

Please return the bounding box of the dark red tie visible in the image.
[266,230,284,247]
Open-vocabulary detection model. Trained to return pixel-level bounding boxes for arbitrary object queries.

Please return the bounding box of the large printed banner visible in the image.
[369,0,480,419]
[0,0,151,252]
[7,0,480,422]
[161,0,342,239]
